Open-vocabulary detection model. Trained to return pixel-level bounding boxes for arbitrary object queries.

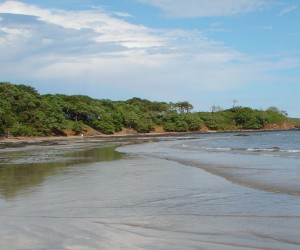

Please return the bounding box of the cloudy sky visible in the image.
[0,0,299,116]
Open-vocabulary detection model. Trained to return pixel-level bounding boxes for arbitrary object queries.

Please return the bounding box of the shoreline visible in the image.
[1,129,299,249]
[0,127,298,149]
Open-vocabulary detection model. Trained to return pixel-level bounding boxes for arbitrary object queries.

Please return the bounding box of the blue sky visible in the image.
[0,0,299,117]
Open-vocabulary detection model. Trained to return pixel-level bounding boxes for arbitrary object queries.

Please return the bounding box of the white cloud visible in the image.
[211,22,222,28]
[0,0,299,107]
[0,1,162,48]
[0,1,246,71]
[113,12,133,18]
[139,0,268,18]
[0,27,32,39]
[278,6,298,16]
[263,25,273,30]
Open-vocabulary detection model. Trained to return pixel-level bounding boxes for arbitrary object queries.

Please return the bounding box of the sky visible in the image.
[0,0,299,117]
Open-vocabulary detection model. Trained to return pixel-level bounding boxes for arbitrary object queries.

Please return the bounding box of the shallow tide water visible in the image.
[0,132,300,249]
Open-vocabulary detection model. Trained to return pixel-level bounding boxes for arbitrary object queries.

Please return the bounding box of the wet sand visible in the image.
[0,137,300,249]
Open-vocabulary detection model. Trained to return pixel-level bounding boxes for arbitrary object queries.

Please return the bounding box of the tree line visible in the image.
[0,82,289,137]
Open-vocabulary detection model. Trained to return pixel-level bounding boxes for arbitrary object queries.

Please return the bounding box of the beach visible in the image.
[0,132,300,249]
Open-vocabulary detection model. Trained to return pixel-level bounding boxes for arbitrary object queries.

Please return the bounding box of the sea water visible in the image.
[121,131,300,196]
[0,131,299,249]
[178,131,300,195]
[117,130,300,249]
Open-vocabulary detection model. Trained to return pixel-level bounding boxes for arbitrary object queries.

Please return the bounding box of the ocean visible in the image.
[0,131,299,249]
[121,130,300,196]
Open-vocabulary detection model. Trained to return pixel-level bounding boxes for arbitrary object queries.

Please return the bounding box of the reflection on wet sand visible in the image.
[0,144,123,199]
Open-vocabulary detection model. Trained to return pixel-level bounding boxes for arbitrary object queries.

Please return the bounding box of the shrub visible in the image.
[199,112,230,130]
[9,124,40,136]
[91,120,115,134]
[72,122,83,134]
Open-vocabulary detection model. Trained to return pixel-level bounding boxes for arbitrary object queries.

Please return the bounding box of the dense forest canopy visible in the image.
[0,82,293,137]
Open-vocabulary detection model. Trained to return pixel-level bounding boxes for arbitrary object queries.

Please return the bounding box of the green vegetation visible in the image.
[0,82,292,137]
[288,117,300,128]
